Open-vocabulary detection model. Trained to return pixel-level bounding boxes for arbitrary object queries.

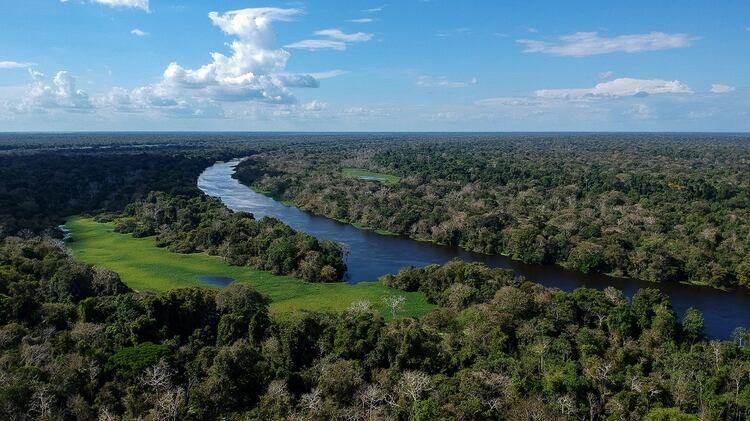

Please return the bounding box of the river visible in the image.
[198,159,750,339]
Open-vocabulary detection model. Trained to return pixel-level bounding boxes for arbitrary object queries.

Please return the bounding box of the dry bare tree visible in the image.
[398,370,432,402]
[382,295,406,320]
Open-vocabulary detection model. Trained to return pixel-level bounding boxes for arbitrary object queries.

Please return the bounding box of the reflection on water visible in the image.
[198,159,750,339]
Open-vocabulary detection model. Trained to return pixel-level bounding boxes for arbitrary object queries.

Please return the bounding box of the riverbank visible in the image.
[238,179,402,237]
[65,217,435,318]
[237,161,742,292]
[200,159,750,339]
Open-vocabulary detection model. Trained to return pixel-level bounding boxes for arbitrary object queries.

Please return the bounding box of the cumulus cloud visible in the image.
[470,76,736,129]
[100,7,320,116]
[534,78,692,99]
[518,32,694,57]
[416,75,477,88]
[93,0,149,12]
[130,28,148,36]
[26,70,93,111]
[286,28,373,51]
[0,61,31,69]
[710,84,735,94]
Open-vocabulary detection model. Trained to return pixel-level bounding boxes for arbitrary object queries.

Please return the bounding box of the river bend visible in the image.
[198,159,750,339]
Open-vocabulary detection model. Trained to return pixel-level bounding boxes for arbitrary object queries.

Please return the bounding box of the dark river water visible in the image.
[198,159,750,339]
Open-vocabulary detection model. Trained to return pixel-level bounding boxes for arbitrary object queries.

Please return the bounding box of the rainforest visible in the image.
[1,133,750,420]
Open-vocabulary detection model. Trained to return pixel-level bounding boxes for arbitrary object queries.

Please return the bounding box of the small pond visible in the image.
[197,275,235,287]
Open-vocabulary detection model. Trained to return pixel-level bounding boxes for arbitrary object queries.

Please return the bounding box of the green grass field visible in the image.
[65,217,434,318]
[342,168,400,185]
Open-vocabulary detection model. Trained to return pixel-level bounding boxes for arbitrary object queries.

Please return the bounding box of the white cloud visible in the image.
[364,6,384,13]
[98,7,319,117]
[286,28,373,51]
[130,28,148,36]
[598,71,613,79]
[710,83,735,94]
[349,18,374,23]
[534,78,692,99]
[301,100,327,111]
[416,75,477,88]
[470,77,740,129]
[436,28,471,37]
[626,103,653,120]
[284,39,347,51]
[474,97,545,107]
[26,70,93,111]
[308,69,348,79]
[93,0,149,12]
[518,32,694,57]
[314,29,373,42]
[0,61,31,69]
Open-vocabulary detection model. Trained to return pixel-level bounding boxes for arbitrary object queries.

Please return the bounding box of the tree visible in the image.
[216,283,271,344]
[644,407,698,421]
[567,241,605,274]
[91,267,129,296]
[30,388,56,421]
[681,308,704,343]
[398,370,433,402]
[632,288,669,330]
[383,295,406,320]
[316,359,365,405]
[193,340,268,415]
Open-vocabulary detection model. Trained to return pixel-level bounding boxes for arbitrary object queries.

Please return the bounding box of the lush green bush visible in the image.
[107,342,171,377]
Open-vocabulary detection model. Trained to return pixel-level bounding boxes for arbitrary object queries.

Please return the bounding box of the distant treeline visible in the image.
[111,192,346,282]
[235,134,750,289]
[0,152,214,235]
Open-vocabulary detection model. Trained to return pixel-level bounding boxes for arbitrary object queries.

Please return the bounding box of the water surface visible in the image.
[197,275,235,287]
[198,159,750,339]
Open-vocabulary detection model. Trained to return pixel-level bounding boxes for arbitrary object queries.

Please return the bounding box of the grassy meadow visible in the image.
[342,168,401,185]
[65,217,434,318]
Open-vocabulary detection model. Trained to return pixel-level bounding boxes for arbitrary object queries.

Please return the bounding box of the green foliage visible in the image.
[236,135,750,288]
[382,260,516,309]
[114,192,346,282]
[681,307,705,342]
[0,151,212,235]
[342,168,401,185]
[645,407,699,421]
[3,134,750,419]
[107,342,171,377]
[66,217,435,318]
[3,242,750,420]
[216,284,271,345]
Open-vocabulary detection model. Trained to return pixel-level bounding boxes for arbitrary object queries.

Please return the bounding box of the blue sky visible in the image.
[0,0,748,131]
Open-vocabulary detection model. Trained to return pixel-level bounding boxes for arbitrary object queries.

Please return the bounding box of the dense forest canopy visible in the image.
[3,235,750,420]
[235,134,750,289]
[1,133,750,420]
